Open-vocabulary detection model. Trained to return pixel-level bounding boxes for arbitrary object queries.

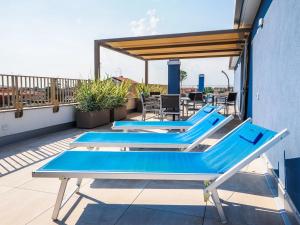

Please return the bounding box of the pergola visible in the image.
[94,28,250,83]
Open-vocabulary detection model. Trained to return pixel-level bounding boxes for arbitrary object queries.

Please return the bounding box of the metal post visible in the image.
[145,60,148,85]
[94,40,100,80]
[52,178,69,220]
[76,178,82,193]
[211,189,227,224]
[221,70,230,91]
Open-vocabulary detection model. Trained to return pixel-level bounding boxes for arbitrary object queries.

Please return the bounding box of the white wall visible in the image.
[0,105,75,137]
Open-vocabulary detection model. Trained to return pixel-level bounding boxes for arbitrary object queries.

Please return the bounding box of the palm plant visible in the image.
[136,83,151,97]
[135,83,167,98]
[110,80,131,108]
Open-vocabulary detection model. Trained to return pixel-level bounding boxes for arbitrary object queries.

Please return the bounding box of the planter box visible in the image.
[110,106,127,122]
[76,110,110,129]
[136,99,143,113]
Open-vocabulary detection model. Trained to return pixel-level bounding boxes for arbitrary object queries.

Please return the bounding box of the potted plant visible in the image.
[75,80,111,128]
[109,80,131,121]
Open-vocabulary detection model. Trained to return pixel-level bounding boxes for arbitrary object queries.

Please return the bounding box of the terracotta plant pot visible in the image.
[76,109,110,129]
[110,106,127,122]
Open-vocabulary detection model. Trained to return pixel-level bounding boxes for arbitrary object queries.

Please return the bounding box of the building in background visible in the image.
[198,74,205,92]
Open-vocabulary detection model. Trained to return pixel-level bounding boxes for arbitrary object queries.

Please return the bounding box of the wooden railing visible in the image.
[0,74,88,111]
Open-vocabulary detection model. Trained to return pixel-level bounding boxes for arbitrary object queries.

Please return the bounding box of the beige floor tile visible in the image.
[115,205,202,225]
[205,188,284,225]
[0,157,54,188]
[134,180,205,217]
[28,182,139,225]
[0,166,34,187]
[0,188,56,225]
[203,217,246,225]
[0,185,13,194]
[82,179,148,204]
[19,177,90,194]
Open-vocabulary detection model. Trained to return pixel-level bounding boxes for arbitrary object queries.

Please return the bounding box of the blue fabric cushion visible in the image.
[203,106,214,113]
[208,117,219,125]
[239,127,263,144]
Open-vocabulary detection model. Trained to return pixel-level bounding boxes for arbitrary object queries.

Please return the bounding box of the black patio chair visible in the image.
[185,92,205,115]
[160,94,180,121]
[216,92,237,115]
[140,92,160,121]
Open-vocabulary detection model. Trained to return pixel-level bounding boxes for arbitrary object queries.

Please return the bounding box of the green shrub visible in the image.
[110,80,131,108]
[204,87,214,94]
[75,79,130,112]
[75,81,99,112]
[136,83,151,97]
[135,83,167,98]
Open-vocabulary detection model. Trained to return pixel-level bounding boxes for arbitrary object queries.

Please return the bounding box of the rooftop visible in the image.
[0,111,285,225]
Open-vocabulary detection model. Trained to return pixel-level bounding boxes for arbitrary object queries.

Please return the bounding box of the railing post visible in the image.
[11,75,16,107]
[12,76,23,118]
[51,78,59,113]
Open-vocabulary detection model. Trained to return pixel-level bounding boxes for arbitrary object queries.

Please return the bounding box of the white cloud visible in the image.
[130,9,160,36]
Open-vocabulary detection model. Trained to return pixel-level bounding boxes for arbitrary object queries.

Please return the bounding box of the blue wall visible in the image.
[242,0,300,213]
[247,0,273,118]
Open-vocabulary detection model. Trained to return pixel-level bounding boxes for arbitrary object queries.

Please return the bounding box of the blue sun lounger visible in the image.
[32,119,288,223]
[112,104,221,131]
[71,112,233,151]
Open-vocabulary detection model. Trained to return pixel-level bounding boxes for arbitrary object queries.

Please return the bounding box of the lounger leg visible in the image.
[76,178,82,193]
[211,189,227,224]
[52,178,69,220]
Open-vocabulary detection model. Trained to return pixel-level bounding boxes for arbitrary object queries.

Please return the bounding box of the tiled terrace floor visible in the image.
[0,112,285,225]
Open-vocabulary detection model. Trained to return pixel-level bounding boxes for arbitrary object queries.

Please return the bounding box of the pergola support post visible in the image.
[145,60,148,85]
[94,40,100,80]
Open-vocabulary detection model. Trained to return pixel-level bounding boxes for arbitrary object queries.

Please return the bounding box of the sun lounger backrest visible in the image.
[178,112,226,142]
[202,121,277,173]
[188,105,218,124]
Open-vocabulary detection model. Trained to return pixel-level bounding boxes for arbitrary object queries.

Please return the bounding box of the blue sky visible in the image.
[0,0,235,86]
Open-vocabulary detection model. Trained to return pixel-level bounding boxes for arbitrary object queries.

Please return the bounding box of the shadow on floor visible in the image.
[0,128,82,177]
[89,172,274,197]
[55,191,283,225]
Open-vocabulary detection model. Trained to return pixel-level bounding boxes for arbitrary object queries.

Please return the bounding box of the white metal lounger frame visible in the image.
[201,118,289,223]
[70,114,234,151]
[32,119,289,223]
[111,104,223,131]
